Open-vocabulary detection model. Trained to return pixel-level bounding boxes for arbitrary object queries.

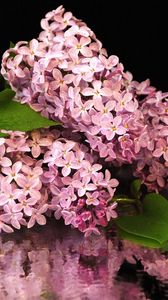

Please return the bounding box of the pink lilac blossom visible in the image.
[2,5,167,192]
[0,128,118,235]
[133,92,168,191]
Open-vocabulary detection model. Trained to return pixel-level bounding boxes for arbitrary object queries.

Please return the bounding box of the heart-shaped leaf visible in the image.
[118,228,163,248]
[115,193,168,248]
[0,88,60,132]
[0,88,15,102]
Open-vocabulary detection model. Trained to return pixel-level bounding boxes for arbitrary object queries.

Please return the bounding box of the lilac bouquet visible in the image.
[0,5,168,247]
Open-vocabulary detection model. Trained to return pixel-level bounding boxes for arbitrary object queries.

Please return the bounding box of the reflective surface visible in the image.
[1,220,168,300]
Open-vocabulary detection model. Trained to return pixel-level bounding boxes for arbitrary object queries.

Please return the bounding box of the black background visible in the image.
[0,0,168,91]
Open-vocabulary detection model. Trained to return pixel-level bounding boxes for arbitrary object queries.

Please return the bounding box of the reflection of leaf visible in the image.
[0,89,60,132]
[130,179,141,199]
[115,193,168,248]
[41,291,60,300]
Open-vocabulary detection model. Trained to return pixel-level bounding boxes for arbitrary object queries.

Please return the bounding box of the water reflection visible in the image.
[0,220,168,300]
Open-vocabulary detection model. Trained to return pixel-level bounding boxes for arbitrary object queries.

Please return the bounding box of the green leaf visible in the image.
[9,41,15,48]
[159,241,168,251]
[0,88,60,132]
[0,88,15,102]
[0,132,9,138]
[115,193,168,248]
[118,228,162,248]
[130,179,141,199]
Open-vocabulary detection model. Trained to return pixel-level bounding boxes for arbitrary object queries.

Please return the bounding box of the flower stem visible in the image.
[114,197,136,203]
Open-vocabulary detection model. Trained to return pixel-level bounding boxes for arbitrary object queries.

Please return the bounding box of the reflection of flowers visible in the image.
[0,225,168,300]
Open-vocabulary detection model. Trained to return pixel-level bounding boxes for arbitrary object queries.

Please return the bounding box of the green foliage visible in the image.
[9,41,15,48]
[0,88,60,132]
[130,179,141,199]
[115,193,168,248]
[0,132,9,137]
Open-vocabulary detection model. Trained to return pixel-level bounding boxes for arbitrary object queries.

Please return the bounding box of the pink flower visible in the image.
[102,170,119,196]
[80,162,102,177]
[54,11,74,29]
[44,142,62,166]
[72,94,93,122]
[67,36,92,60]
[32,61,45,84]
[114,92,138,112]
[91,172,104,186]
[99,54,119,69]
[133,79,155,95]
[6,54,25,77]
[61,210,76,225]
[73,149,85,169]
[53,204,62,220]
[1,204,23,229]
[72,57,104,83]
[27,204,48,228]
[0,138,5,146]
[6,136,30,153]
[0,145,12,167]
[64,24,90,38]
[14,195,37,216]
[0,180,21,206]
[1,161,22,183]
[92,99,115,124]
[16,87,34,104]
[29,130,53,158]
[56,151,79,176]
[106,202,118,221]
[83,226,100,238]
[0,219,13,233]
[42,165,58,183]
[81,211,92,221]
[30,96,50,118]
[50,68,74,91]
[146,161,166,188]
[59,186,77,208]
[61,140,76,156]
[21,165,43,179]
[101,116,126,140]
[153,138,168,161]
[82,80,112,100]
[86,191,100,206]
[72,176,96,197]
[18,39,45,66]
[118,134,133,149]
[16,176,42,200]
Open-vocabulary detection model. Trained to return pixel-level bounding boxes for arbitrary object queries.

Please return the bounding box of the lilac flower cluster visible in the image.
[1,5,168,192]
[134,91,168,191]
[0,129,118,234]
